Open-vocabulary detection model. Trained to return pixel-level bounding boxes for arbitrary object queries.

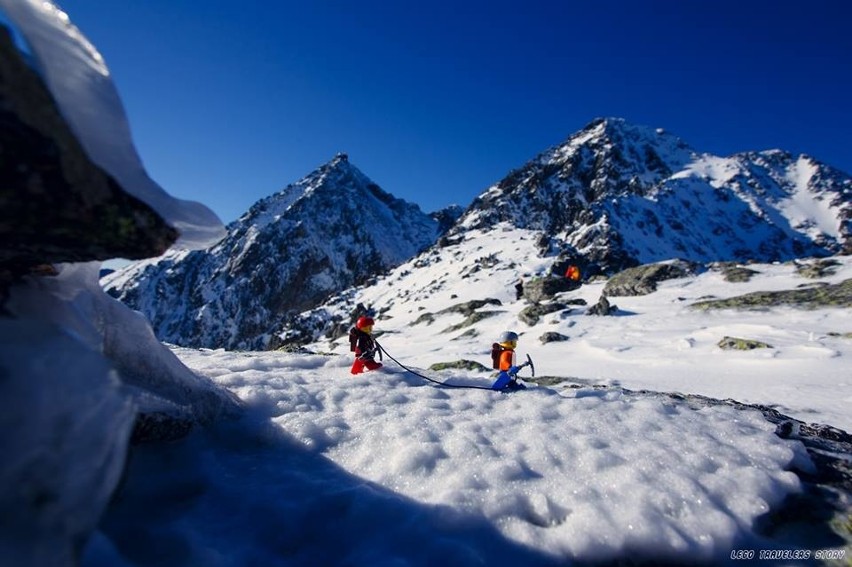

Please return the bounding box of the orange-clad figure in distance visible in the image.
[565,265,581,282]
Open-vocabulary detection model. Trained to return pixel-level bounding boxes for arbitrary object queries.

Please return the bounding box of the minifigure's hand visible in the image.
[509,366,521,375]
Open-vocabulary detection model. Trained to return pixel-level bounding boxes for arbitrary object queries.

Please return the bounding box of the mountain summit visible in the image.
[103,155,439,349]
[458,117,851,273]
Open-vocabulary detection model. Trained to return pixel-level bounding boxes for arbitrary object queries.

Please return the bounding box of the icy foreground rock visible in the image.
[0,2,237,565]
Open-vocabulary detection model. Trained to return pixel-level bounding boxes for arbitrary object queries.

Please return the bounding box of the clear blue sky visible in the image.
[55,0,851,224]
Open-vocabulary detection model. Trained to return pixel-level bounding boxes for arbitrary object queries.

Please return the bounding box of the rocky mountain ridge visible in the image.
[458,118,850,275]
[103,154,441,349]
[106,118,851,350]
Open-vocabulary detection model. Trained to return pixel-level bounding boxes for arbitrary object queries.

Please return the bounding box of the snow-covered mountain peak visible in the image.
[456,118,849,272]
[233,153,362,230]
[104,156,440,349]
[568,116,694,156]
[297,152,361,196]
[458,118,700,234]
[547,117,697,184]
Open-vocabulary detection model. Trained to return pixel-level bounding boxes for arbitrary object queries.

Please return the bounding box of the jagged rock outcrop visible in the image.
[431,204,465,235]
[519,302,570,326]
[522,276,582,303]
[587,295,618,316]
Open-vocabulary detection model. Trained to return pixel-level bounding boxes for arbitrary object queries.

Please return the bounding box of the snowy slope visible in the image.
[102,154,440,350]
[294,225,852,432]
[102,349,806,566]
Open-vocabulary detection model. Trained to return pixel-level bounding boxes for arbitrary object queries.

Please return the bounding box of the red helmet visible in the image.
[356,316,374,329]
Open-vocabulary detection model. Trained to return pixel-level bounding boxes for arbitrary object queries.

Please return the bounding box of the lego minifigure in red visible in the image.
[349,316,383,375]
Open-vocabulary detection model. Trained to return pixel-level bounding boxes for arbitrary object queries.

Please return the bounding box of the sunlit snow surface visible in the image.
[143,348,807,565]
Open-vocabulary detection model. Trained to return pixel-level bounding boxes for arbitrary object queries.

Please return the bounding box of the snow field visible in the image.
[177,348,809,563]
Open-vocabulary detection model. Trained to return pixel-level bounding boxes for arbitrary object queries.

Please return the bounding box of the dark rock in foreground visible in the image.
[0,26,176,279]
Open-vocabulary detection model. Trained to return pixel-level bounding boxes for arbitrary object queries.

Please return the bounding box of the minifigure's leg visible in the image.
[351,358,366,375]
[491,371,511,390]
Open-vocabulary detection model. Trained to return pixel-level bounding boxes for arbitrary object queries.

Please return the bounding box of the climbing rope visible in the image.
[375,341,497,391]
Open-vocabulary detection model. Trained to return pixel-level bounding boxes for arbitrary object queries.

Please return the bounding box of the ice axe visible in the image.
[515,353,535,377]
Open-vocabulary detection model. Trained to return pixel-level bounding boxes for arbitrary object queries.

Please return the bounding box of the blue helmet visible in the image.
[498,331,518,343]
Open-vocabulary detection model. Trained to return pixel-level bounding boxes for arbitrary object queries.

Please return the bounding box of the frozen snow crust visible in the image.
[138,348,809,566]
